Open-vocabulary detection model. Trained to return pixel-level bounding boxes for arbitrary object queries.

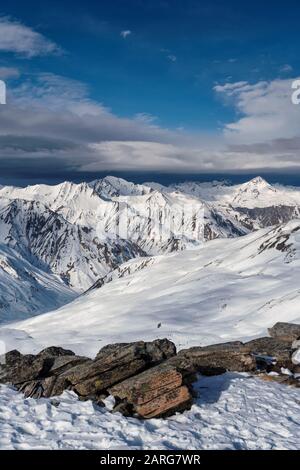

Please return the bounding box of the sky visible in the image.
[1,0,300,185]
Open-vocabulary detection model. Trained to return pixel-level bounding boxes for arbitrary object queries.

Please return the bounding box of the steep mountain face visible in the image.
[0,199,145,292]
[0,244,76,323]
[233,205,300,231]
[3,220,300,356]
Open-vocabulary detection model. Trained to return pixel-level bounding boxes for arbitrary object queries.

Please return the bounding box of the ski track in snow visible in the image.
[0,374,299,450]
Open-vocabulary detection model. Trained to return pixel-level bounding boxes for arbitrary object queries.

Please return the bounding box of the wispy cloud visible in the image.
[160,48,177,62]
[0,67,19,79]
[0,16,61,57]
[120,30,131,39]
[2,71,300,181]
[214,78,300,143]
[280,64,293,73]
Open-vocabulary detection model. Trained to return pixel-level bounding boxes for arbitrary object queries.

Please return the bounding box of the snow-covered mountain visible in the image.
[168,176,300,208]
[167,176,300,231]
[91,176,152,198]
[2,219,300,356]
[0,244,76,323]
[0,198,144,291]
[1,175,300,322]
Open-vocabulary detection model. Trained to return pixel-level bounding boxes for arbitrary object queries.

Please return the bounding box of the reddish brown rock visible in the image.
[109,363,192,419]
[172,341,256,376]
[62,339,176,399]
[244,337,293,372]
[268,322,300,343]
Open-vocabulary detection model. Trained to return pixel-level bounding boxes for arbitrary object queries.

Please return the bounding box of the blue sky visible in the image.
[1,0,300,184]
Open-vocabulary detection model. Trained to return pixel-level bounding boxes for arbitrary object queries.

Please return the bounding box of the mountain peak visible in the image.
[247,176,269,187]
[90,176,152,198]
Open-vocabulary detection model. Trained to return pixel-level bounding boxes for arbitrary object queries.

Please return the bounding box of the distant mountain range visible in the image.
[0,175,300,321]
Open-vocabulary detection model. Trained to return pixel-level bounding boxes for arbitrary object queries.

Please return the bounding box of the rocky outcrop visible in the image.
[0,340,177,405]
[109,363,192,419]
[0,347,90,398]
[172,341,256,376]
[244,337,294,372]
[1,323,299,420]
[57,339,176,400]
[268,322,300,343]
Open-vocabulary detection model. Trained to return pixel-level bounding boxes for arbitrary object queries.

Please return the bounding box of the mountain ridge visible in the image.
[0,175,300,322]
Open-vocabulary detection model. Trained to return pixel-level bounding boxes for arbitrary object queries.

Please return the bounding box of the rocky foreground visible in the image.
[0,322,299,420]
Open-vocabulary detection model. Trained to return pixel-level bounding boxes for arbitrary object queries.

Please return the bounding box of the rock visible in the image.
[293,365,300,374]
[5,335,298,420]
[36,346,76,359]
[0,347,90,398]
[0,349,23,381]
[109,363,192,419]
[244,337,293,371]
[0,352,39,385]
[95,338,176,363]
[268,322,300,343]
[2,346,78,385]
[1,349,23,366]
[54,339,176,399]
[112,401,134,417]
[173,341,256,375]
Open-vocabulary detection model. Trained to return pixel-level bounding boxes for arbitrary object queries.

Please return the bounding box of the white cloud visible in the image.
[214,78,300,144]
[167,54,177,62]
[120,30,131,39]
[0,16,61,57]
[2,72,300,179]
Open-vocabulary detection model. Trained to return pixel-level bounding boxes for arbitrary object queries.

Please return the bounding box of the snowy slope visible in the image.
[2,220,300,357]
[0,244,76,323]
[1,373,299,450]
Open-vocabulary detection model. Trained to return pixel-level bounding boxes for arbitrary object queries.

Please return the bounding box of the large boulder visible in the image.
[244,337,293,371]
[1,339,177,401]
[172,341,256,376]
[57,339,176,399]
[0,347,91,398]
[268,322,300,343]
[109,363,192,419]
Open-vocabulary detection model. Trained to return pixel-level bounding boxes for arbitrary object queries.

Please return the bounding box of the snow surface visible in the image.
[2,220,300,357]
[0,374,299,450]
[0,244,76,323]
